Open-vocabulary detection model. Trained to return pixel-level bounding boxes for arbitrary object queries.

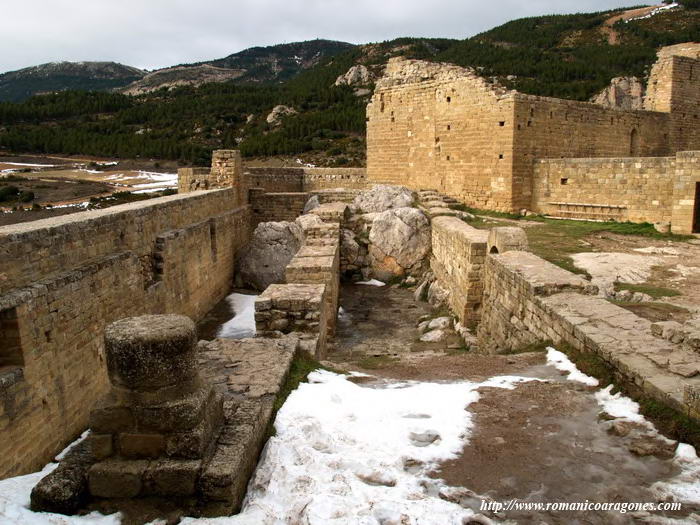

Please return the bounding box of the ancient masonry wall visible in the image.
[531,150,700,233]
[477,251,700,419]
[0,174,252,479]
[430,217,488,326]
[672,151,700,234]
[255,209,342,359]
[245,167,366,193]
[367,46,700,214]
[367,60,519,211]
[532,156,676,224]
[249,191,310,226]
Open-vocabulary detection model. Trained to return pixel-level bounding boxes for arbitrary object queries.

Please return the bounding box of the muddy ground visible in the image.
[326,283,699,524]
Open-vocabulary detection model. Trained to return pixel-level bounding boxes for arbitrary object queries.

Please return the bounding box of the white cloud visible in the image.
[0,0,645,73]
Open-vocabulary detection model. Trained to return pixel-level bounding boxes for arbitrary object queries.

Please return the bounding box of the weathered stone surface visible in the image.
[420,329,450,343]
[353,184,414,214]
[30,439,92,515]
[487,227,528,254]
[88,460,148,499]
[368,207,430,279]
[105,315,198,394]
[238,221,304,291]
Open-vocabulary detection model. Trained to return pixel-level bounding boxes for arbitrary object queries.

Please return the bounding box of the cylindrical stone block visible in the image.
[105,315,198,393]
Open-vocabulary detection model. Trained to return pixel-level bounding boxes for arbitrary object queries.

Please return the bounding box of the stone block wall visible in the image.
[177,168,211,193]
[254,284,329,358]
[249,191,310,225]
[430,217,488,325]
[0,188,252,479]
[532,156,676,224]
[367,59,519,211]
[244,167,366,193]
[671,151,700,234]
[477,251,700,420]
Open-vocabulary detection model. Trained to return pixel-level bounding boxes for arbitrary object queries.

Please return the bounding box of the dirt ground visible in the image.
[327,283,700,523]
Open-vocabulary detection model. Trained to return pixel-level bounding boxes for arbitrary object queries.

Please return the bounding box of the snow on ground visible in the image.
[0,162,57,168]
[625,2,678,22]
[546,348,599,386]
[548,347,700,506]
[0,372,538,525]
[356,279,386,287]
[183,371,538,524]
[217,293,257,339]
[0,432,120,524]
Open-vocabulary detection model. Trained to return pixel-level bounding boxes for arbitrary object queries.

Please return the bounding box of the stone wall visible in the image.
[0,187,251,479]
[430,217,488,325]
[249,191,310,225]
[532,156,676,224]
[367,45,700,214]
[477,251,700,420]
[671,151,700,234]
[244,167,366,193]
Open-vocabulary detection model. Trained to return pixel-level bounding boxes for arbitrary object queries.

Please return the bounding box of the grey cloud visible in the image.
[0,0,643,73]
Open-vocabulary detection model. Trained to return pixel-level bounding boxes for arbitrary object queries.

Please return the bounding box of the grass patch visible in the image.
[614,283,681,298]
[503,340,553,355]
[554,341,700,450]
[449,202,532,221]
[525,218,693,275]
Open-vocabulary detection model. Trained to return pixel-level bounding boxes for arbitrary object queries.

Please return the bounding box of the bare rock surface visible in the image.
[353,184,414,214]
[571,252,665,296]
[238,221,303,291]
[266,105,297,126]
[590,76,645,110]
[368,207,430,280]
[335,65,374,86]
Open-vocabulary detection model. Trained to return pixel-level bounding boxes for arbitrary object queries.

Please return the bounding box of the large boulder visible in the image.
[368,207,430,280]
[335,65,374,86]
[238,221,303,290]
[353,185,414,214]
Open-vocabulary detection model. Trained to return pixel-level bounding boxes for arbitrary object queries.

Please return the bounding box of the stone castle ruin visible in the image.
[2,42,700,522]
[366,43,700,234]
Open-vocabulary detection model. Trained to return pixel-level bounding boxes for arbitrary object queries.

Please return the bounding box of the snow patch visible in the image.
[594,385,647,423]
[356,279,386,287]
[546,348,599,386]
[217,293,257,339]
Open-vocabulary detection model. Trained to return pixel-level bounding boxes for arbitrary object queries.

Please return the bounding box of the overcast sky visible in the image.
[0,0,648,74]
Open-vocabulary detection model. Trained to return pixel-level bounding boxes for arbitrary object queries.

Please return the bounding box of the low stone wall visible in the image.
[0,188,251,479]
[532,156,676,224]
[244,167,366,193]
[430,217,488,325]
[249,190,310,225]
[477,251,700,418]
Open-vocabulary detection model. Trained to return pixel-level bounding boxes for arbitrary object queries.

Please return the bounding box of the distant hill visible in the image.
[0,4,698,166]
[0,62,145,102]
[0,40,356,101]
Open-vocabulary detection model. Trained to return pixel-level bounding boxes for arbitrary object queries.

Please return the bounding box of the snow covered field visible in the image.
[1,350,699,523]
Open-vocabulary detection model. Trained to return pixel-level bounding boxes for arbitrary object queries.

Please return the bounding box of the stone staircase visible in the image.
[416,189,474,221]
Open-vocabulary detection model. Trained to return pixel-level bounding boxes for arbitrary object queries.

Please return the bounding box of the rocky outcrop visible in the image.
[335,65,374,86]
[353,184,414,214]
[266,105,297,126]
[237,221,304,290]
[590,77,644,110]
[368,207,430,280]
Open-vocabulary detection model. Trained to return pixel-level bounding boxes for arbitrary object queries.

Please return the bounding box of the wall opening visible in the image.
[499,121,505,127]
[490,246,499,254]
[694,182,700,234]
[0,308,24,368]
[630,129,640,156]
[560,178,569,185]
